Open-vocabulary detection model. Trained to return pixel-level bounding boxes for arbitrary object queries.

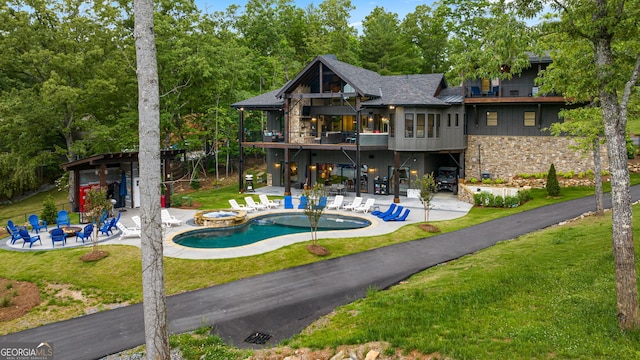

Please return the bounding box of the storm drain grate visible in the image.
[244,331,272,344]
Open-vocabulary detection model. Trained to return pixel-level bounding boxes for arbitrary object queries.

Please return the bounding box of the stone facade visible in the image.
[465,135,609,181]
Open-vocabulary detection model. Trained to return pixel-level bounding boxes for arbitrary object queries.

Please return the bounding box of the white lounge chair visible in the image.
[259,194,280,209]
[245,196,266,210]
[161,209,183,227]
[131,215,142,230]
[229,199,255,212]
[342,197,362,211]
[326,195,344,210]
[354,198,376,213]
[116,222,141,240]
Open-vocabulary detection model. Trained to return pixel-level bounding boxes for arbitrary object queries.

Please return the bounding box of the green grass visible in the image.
[286,210,640,359]
[629,117,640,135]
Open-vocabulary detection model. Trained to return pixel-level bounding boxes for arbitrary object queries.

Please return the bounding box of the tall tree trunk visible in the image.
[134,0,171,358]
[592,137,604,216]
[595,36,639,330]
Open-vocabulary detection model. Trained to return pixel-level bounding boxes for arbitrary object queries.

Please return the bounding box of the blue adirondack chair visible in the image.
[50,228,66,247]
[7,220,27,245]
[76,224,93,244]
[28,214,47,234]
[314,196,327,210]
[6,226,22,245]
[56,210,71,227]
[284,195,294,209]
[107,212,121,233]
[388,208,411,221]
[18,229,42,248]
[373,203,396,217]
[100,218,116,236]
[298,195,308,209]
[383,206,404,221]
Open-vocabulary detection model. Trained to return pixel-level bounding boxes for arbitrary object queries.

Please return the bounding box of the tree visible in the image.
[304,0,360,65]
[401,4,451,74]
[546,163,560,197]
[417,173,438,222]
[513,0,640,330]
[82,188,111,254]
[302,183,329,255]
[134,0,170,357]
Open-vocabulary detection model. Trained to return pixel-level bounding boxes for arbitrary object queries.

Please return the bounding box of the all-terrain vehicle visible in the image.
[436,166,459,195]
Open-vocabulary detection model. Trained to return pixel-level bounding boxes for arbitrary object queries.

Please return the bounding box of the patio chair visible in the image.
[372,203,396,217]
[470,86,482,96]
[314,196,327,210]
[28,214,47,234]
[354,198,375,213]
[116,222,141,240]
[342,197,362,211]
[50,228,66,247]
[382,206,404,221]
[245,196,266,210]
[326,195,344,210]
[161,209,183,227]
[229,199,255,212]
[75,223,93,244]
[18,229,42,248]
[7,220,27,245]
[107,212,121,233]
[131,215,142,230]
[99,218,116,236]
[387,208,410,222]
[56,210,71,228]
[297,195,308,209]
[283,195,294,209]
[259,194,280,209]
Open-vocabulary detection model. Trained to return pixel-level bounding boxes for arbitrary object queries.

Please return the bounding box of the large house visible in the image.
[233,54,598,200]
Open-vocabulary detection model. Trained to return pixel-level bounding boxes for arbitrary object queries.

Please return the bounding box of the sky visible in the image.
[195,0,436,29]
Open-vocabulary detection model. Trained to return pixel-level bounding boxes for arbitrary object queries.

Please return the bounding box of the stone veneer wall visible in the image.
[289,86,311,144]
[465,135,609,181]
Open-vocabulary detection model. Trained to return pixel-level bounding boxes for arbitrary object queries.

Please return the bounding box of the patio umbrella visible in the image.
[119,172,127,207]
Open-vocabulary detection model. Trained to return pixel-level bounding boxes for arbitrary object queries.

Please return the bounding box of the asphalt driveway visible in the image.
[1,186,639,359]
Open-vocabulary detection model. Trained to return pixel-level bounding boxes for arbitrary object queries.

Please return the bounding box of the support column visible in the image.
[393,151,400,203]
[355,98,361,197]
[238,108,244,193]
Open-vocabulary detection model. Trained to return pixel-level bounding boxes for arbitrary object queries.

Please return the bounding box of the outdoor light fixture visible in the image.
[389,105,395,110]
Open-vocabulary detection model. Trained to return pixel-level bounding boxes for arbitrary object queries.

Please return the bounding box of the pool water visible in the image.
[173,213,371,249]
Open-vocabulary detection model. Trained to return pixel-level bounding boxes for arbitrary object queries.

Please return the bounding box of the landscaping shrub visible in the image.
[518,189,532,203]
[546,163,561,197]
[504,195,520,207]
[41,195,58,224]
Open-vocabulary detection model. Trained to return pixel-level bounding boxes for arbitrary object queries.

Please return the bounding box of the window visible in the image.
[455,113,459,127]
[405,113,413,137]
[486,111,498,126]
[436,114,441,138]
[416,114,425,137]
[524,111,536,127]
[447,114,451,127]
[427,114,434,137]
[389,114,395,137]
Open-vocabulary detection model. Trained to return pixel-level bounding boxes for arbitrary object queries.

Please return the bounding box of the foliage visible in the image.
[416,173,438,222]
[546,163,561,197]
[473,189,531,208]
[83,188,112,252]
[190,172,201,190]
[170,327,250,360]
[40,196,58,225]
[301,183,327,246]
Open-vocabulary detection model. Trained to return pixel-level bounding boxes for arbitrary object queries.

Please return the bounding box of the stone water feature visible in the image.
[193,210,247,228]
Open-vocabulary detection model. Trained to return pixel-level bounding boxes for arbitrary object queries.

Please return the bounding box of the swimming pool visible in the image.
[173,213,371,249]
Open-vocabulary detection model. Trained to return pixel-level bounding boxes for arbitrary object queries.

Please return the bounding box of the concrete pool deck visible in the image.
[2,187,473,259]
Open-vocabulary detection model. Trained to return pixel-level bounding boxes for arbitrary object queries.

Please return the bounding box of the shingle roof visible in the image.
[232,88,284,109]
[364,74,448,106]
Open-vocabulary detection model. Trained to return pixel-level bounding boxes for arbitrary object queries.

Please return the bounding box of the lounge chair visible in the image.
[245,196,266,211]
[372,203,396,217]
[50,228,66,247]
[283,195,294,209]
[161,209,183,227]
[297,195,308,209]
[314,196,327,210]
[116,222,141,240]
[18,229,42,248]
[354,198,375,213]
[382,206,404,221]
[343,197,362,211]
[259,194,280,209]
[75,224,93,244]
[229,199,255,212]
[56,210,71,228]
[131,215,142,230]
[387,208,411,221]
[28,214,47,234]
[326,195,344,210]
